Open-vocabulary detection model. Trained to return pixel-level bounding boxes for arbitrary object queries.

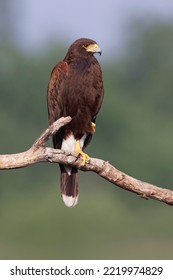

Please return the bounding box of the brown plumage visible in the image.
[47,38,104,207]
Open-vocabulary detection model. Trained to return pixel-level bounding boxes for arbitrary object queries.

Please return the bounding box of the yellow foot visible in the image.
[75,140,90,166]
[91,122,96,133]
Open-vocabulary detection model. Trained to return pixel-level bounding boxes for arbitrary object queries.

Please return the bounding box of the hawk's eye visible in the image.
[82,44,89,49]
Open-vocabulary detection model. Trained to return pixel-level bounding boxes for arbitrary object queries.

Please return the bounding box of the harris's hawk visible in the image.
[47,38,104,207]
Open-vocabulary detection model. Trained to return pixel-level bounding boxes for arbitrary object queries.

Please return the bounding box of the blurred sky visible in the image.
[5,0,173,57]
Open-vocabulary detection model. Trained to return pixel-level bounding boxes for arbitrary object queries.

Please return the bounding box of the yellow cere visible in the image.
[85,43,99,52]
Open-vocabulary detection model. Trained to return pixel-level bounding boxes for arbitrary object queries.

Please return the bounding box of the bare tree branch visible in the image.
[0,116,173,206]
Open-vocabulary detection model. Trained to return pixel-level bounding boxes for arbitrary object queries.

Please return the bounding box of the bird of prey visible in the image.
[47,38,104,207]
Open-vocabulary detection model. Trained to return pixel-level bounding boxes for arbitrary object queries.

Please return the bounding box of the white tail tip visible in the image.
[62,194,79,208]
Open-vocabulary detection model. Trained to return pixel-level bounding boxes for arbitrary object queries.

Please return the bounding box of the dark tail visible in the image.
[60,164,79,207]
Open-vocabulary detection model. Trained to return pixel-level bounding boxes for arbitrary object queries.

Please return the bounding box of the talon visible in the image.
[80,152,90,166]
[75,140,90,166]
[91,122,96,133]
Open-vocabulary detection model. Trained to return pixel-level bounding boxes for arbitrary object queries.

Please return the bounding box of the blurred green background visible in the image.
[1,2,173,260]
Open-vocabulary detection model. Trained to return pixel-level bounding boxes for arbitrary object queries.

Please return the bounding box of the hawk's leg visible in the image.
[91,122,96,133]
[75,140,90,166]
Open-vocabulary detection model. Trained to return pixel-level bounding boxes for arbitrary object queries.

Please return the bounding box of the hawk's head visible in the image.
[65,38,102,60]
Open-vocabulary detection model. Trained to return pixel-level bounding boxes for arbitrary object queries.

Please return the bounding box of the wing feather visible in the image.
[47,61,68,149]
[47,61,68,125]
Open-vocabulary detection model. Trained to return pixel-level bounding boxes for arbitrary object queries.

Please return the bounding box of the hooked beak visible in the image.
[95,45,102,56]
